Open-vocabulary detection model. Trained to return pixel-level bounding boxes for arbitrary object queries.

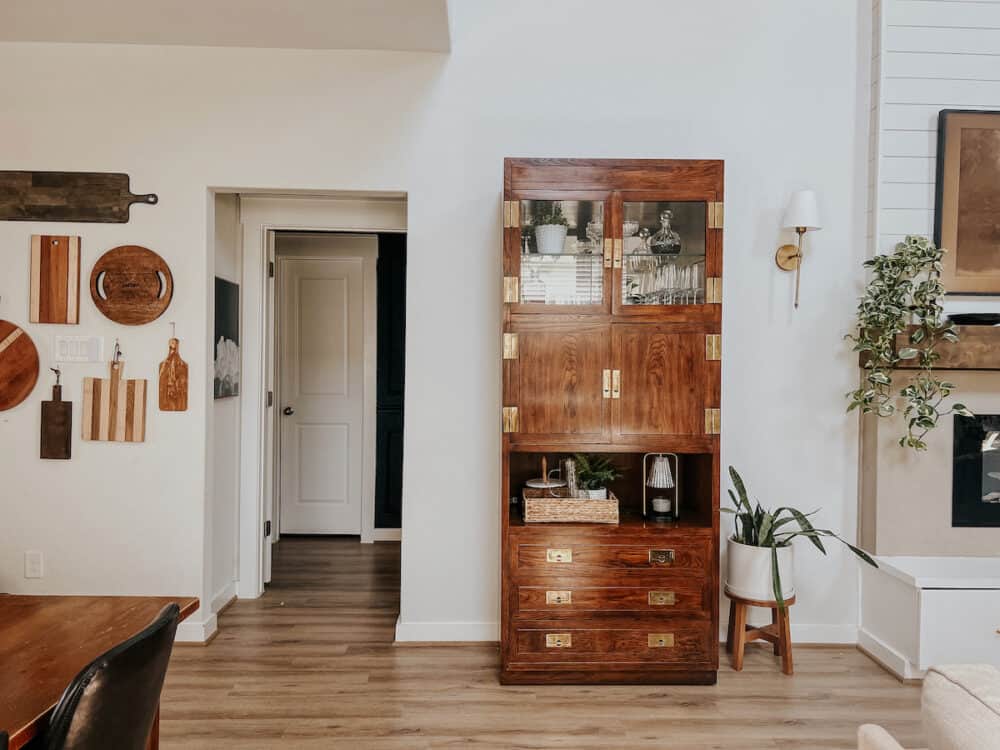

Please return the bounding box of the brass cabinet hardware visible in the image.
[502,406,519,433]
[602,369,611,399]
[503,276,520,304]
[611,369,621,399]
[648,633,675,648]
[613,238,623,269]
[705,334,721,361]
[546,548,572,563]
[502,333,519,360]
[503,200,520,228]
[603,238,613,268]
[546,591,572,605]
[705,407,721,435]
[706,276,722,304]
[546,633,572,648]
[648,591,676,606]
[708,202,724,229]
[648,549,675,566]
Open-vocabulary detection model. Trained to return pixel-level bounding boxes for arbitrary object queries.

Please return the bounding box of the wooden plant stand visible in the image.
[725,593,795,675]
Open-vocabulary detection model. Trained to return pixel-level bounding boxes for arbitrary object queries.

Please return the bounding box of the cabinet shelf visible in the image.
[509,507,713,533]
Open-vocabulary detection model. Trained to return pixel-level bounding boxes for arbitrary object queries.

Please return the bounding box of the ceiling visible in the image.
[0,0,450,52]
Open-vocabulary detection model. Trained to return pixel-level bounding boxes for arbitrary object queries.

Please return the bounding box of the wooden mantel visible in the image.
[889,325,1000,371]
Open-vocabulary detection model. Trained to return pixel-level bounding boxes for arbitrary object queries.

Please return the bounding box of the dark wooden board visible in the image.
[0,320,39,410]
[40,384,72,459]
[91,245,173,325]
[0,171,157,223]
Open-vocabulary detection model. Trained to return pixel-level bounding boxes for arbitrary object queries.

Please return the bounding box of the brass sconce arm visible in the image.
[775,227,808,309]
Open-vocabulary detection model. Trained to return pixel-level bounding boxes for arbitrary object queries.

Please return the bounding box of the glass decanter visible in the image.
[649,209,681,255]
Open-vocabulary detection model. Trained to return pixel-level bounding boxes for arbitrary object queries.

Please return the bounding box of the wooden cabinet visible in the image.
[501,159,723,685]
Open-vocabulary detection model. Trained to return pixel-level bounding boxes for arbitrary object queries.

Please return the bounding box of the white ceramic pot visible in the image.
[725,538,794,601]
[535,224,568,254]
[579,488,607,500]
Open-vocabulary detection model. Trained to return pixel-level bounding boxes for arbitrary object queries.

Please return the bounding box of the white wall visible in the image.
[0,0,872,643]
[873,0,1000,253]
[208,193,241,617]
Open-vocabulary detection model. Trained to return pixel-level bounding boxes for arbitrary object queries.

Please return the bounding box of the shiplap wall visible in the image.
[874,0,1000,258]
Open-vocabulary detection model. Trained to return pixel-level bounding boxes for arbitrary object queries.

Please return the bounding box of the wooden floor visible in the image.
[162,537,923,749]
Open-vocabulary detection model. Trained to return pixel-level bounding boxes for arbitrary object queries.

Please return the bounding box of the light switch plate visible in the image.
[54,335,103,363]
[24,550,43,579]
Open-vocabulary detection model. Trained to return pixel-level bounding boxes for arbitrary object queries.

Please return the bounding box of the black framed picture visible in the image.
[934,109,1000,295]
[214,277,240,399]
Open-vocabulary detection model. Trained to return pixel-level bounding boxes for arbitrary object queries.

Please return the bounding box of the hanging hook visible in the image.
[170,321,176,339]
[113,339,122,363]
[50,367,61,386]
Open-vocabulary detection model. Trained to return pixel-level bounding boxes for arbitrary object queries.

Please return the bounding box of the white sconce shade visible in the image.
[782,190,822,231]
[646,455,675,489]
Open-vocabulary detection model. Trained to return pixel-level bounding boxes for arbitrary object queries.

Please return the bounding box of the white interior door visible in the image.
[279,256,364,534]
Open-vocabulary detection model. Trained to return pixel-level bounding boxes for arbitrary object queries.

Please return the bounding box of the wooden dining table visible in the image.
[0,594,199,750]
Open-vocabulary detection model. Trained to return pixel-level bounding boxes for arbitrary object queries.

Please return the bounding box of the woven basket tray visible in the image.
[523,487,619,524]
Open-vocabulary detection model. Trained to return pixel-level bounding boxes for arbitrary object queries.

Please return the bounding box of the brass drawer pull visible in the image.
[546,590,572,605]
[648,633,675,648]
[648,591,676,606]
[648,549,674,565]
[546,633,572,648]
[546,548,572,563]
[602,369,611,399]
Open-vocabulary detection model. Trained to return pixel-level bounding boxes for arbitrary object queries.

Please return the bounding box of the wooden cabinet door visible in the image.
[505,323,610,444]
[612,325,719,439]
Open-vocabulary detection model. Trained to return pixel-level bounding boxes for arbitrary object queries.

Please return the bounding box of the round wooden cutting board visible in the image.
[0,320,39,410]
[90,245,173,325]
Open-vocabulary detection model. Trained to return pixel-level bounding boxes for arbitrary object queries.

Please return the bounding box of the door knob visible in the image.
[282,406,294,416]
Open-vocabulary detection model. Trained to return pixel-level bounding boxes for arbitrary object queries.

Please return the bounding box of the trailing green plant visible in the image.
[531,201,569,227]
[846,235,972,450]
[572,453,622,490]
[725,466,877,608]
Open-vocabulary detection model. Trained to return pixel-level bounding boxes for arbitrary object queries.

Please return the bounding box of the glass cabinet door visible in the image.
[515,198,606,308]
[619,201,706,308]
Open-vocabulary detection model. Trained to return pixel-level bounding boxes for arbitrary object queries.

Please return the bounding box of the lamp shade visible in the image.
[782,190,821,231]
[646,455,674,489]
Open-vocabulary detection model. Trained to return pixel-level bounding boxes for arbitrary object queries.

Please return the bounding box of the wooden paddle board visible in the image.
[0,320,39,410]
[0,171,157,223]
[158,337,188,411]
[41,381,72,460]
[82,360,147,443]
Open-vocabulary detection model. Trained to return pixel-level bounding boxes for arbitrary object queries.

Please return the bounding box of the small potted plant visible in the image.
[532,202,569,254]
[573,454,621,500]
[724,466,876,606]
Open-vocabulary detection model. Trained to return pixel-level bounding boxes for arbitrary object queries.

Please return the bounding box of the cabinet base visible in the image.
[500,668,718,686]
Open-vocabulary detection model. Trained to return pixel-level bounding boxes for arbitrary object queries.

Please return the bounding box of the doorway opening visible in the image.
[270,231,406,547]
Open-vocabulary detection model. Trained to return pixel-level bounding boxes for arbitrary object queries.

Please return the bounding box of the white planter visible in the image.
[535,224,568,254]
[725,538,794,601]
[579,488,607,500]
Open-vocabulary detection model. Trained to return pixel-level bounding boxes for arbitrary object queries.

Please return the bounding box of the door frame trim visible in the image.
[236,194,406,598]
[274,245,376,538]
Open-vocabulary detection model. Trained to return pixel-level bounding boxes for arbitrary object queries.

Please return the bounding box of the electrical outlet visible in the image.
[24,550,44,579]
[54,335,103,363]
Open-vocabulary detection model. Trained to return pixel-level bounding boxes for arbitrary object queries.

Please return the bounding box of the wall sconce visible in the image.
[775,190,822,309]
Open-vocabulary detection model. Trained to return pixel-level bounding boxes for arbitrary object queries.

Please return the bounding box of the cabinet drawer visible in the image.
[516,539,711,575]
[513,622,714,665]
[515,581,708,617]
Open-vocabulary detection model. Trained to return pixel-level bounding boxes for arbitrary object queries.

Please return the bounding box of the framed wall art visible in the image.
[214,277,240,399]
[934,109,1000,295]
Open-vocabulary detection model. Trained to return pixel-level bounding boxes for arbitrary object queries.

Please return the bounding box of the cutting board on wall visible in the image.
[0,320,39,410]
[82,360,147,442]
[91,245,173,325]
[0,171,158,223]
[30,235,81,324]
[41,383,72,459]
[158,337,188,411]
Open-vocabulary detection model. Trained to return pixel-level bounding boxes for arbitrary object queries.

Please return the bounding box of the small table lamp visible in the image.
[775,190,822,309]
[643,453,677,521]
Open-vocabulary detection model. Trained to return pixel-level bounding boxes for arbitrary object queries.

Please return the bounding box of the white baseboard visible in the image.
[394,616,499,642]
[176,612,218,644]
[210,580,238,615]
[858,627,923,680]
[362,527,401,544]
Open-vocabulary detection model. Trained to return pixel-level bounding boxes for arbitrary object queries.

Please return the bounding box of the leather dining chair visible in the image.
[41,603,180,750]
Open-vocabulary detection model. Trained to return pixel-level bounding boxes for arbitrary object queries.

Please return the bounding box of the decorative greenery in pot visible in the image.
[846,235,972,450]
[572,453,622,500]
[532,202,570,255]
[724,466,877,608]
